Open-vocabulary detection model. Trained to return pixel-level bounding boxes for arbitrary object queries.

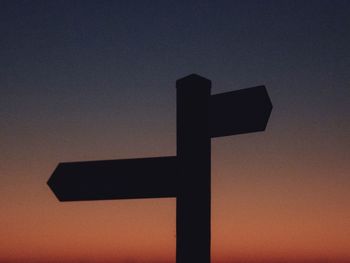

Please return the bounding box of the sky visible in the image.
[1,0,350,262]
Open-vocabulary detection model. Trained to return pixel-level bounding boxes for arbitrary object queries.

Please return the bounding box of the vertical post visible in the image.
[176,74,211,263]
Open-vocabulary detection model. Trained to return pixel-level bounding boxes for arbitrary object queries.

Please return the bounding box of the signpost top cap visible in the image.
[176,74,211,91]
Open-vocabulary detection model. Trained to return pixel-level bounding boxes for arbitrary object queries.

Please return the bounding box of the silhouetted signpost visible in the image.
[48,74,273,263]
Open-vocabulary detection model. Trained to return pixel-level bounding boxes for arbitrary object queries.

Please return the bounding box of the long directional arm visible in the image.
[47,156,178,201]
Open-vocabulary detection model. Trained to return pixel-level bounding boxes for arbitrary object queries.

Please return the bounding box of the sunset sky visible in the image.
[1,1,350,262]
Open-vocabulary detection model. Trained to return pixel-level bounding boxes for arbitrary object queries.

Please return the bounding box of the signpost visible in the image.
[48,74,273,263]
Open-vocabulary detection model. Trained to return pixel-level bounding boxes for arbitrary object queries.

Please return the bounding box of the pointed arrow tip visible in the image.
[47,163,67,202]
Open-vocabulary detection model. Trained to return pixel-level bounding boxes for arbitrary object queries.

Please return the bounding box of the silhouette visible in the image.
[47,74,273,263]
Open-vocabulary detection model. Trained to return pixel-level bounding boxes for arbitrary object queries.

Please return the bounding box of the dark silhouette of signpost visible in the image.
[48,74,273,263]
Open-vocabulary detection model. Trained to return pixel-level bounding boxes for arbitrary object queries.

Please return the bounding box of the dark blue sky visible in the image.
[2,0,349,131]
[2,0,349,165]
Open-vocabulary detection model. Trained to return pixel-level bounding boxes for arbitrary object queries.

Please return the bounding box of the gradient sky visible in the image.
[1,1,350,262]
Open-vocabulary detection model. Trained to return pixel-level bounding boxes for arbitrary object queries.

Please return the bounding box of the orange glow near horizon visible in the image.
[1,132,349,263]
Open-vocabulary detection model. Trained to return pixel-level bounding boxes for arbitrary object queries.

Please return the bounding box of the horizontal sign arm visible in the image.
[47,156,178,201]
[210,86,273,138]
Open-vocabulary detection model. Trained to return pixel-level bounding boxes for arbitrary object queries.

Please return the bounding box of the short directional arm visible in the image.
[210,86,273,138]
